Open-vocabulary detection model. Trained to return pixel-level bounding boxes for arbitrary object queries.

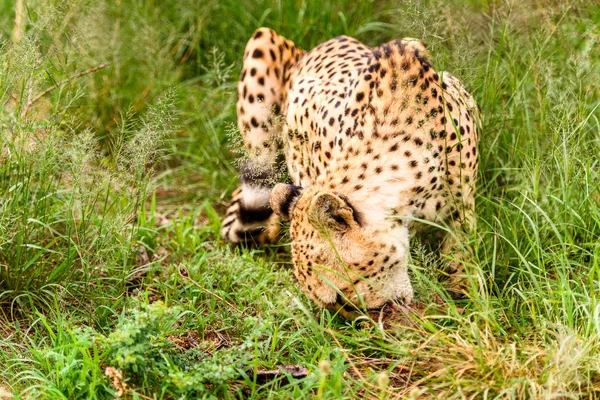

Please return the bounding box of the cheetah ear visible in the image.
[270,183,303,221]
[308,192,354,232]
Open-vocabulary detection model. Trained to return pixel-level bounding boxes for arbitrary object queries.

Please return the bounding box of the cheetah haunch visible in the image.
[222,28,480,315]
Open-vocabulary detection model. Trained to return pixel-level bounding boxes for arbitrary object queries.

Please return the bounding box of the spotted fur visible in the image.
[222,28,480,312]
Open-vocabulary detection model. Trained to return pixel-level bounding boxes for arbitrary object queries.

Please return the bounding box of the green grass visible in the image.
[1,0,599,398]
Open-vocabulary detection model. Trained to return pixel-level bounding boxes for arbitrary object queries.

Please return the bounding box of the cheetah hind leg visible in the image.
[439,208,475,300]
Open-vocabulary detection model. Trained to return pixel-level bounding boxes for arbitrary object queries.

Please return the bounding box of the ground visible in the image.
[0,0,599,399]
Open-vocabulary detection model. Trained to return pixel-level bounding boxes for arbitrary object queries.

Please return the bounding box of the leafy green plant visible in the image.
[103,300,278,398]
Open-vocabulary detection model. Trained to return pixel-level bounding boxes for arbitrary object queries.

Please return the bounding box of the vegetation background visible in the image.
[0,0,599,398]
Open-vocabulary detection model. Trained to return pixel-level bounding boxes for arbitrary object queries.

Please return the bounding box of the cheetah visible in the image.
[221,28,480,315]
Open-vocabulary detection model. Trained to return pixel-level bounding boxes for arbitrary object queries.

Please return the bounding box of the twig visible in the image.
[245,365,308,384]
[20,62,112,118]
[178,265,247,316]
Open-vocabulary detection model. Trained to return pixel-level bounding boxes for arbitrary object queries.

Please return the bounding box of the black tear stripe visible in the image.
[337,194,364,227]
[279,185,302,218]
[335,294,357,310]
[239,204,273,224]
[334,293,386,313]
[335,293,362,313]
[241,162,276,187]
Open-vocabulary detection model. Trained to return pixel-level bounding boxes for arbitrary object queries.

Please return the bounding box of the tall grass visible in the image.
[0,0,599,398]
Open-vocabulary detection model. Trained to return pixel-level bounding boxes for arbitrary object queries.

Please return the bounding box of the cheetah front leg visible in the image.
[221,28,304,245]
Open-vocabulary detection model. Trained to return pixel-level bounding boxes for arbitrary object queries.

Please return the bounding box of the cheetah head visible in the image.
[270,183,413,313]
